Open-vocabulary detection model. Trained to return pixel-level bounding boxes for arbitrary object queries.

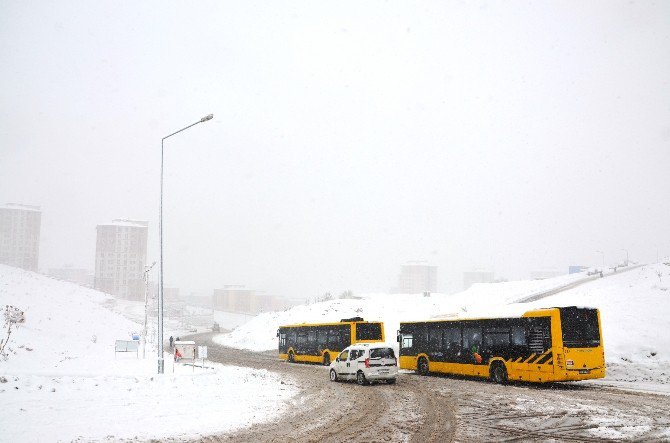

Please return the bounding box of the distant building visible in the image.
[48,266,93,287]
[395,261,437,294]
[94,219,148,301]
[530,269,563,280]
[0,203,41,271]
[463,270,495,290]
[212,285,288,314]
[213,285,253,313]
[568,265,587,274]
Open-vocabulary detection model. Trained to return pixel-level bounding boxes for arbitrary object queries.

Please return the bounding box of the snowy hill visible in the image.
[0,265,295,442]
[218,262,670,393]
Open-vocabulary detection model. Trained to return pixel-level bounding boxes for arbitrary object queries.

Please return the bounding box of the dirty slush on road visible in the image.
[183,336,668,443]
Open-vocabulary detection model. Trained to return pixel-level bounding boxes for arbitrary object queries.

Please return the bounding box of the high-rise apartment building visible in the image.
[395,261,438,294]
[94,219,148,301]
[0,203,41,271]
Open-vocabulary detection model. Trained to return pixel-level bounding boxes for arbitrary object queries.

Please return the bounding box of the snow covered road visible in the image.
[195,333,670,442]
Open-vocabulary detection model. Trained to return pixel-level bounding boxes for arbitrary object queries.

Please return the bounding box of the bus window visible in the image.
[317,330,328,345]
[279,333,286,347]
[443,326,461,350]
[429,329,442,349]
[356,323,382,341]
[511,325,526,346]
[297,332,307,345]
[402,334,413,349]
[307,330,316,343]
[484,328,511,348]
[560,307,600,348]
[327,330,339,346]
[463,326,482,352]
[288,331,296,345]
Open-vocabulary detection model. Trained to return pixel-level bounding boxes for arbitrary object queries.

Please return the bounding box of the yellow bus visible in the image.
[398,306,605,383]
[278,317,385,365]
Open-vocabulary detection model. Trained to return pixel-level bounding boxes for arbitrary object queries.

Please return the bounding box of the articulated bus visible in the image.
[398,306,605,383]
[278,317,384,365]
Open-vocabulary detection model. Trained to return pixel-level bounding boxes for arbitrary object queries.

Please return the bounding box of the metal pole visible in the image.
[158,114,213,374]
[143,261,156,359]
[159,138,165,374]
[143,268,148,359]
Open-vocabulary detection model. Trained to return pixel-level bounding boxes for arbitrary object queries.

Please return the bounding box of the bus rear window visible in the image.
[560,308,600,348]
[356,323,382,341]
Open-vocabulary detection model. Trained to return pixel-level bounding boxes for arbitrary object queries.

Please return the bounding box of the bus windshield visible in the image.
[356,323,383,341]
[560,307,600,348]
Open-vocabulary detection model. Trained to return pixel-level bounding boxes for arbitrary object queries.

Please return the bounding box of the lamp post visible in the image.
[596,250,604,268]
[620,249,629,266]
[158,114,213,374]
[142,261,156,359]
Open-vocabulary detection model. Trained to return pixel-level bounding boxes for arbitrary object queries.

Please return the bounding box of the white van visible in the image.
[329,343,398,385]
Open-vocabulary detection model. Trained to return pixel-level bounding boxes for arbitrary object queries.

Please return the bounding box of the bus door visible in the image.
[461,325,483,375]
[442,324,462,373]
[305,328,319,356]
[427,327,444,363]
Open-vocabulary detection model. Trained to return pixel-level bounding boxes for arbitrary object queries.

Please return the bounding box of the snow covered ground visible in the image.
[0,265,296,442]
[218,261,670,394]
[2,261,668,441]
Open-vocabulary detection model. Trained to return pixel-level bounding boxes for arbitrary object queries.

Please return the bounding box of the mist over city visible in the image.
[2,2,668,303]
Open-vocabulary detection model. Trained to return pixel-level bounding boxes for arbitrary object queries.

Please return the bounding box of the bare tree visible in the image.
[1,305,25,360]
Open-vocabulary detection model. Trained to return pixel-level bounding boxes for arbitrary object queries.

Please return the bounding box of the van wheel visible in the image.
[330,369,338,382]
[418,357,430,376]
[357,371,369,386]
[288,351,295,363]
[491,362,508,384]
[323,353,331,366]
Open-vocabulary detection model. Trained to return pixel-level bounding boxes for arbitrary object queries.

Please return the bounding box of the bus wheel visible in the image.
[329,369,338,382]
[491,362,508,384]
[418,357,429,376]
[357,371,369,386]
[288,351,295,363]
[323,353,331,366]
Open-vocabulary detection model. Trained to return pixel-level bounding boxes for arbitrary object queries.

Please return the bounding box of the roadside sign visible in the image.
[198,345,208,359]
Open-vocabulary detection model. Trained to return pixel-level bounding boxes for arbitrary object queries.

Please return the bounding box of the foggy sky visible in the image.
[1,1,669,299]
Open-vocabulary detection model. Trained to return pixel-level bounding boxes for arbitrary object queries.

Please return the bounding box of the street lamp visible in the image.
[620,249,629,266]
[142,261,156,359]
[158,114,213,374]
[596,250,604,268]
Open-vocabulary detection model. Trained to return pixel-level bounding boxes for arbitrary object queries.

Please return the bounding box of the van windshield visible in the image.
[370,348,395,359]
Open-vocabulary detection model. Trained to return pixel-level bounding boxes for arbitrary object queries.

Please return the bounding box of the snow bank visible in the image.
[0,265,296,442]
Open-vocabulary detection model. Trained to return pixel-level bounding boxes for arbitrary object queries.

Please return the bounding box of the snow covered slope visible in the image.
[0,265,295,442]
